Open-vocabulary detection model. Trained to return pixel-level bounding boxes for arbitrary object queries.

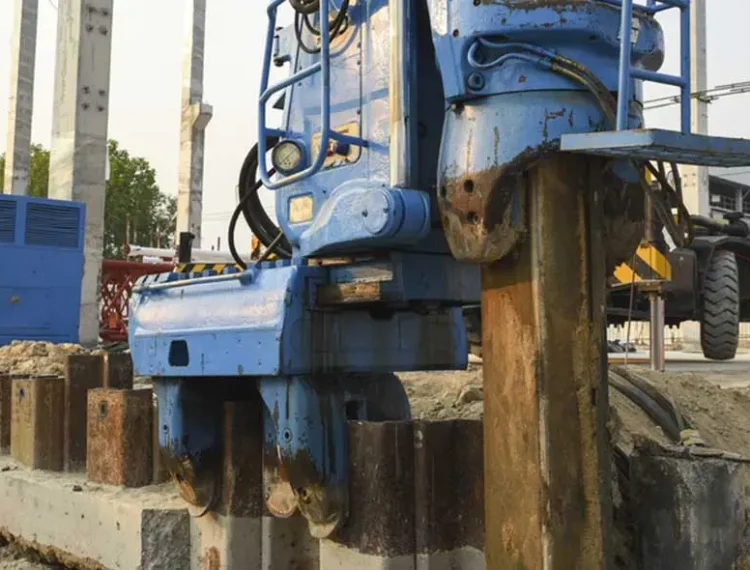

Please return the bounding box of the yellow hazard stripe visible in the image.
[175,263,235,273]
[613,263,642,284]
[635,244,671,280]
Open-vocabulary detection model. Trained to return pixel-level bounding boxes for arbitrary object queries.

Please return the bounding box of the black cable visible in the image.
[289,0,319,15]
[294,0,350,55]
[609,372,682,442]
[302,0,349,37]
[237,140,292,258]
[612,366,687,432]
[258,231,286,264]
[228,176,264,269]
[295,12,321,55]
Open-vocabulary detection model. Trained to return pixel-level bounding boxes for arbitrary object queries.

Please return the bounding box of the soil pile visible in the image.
[0,342,92,377]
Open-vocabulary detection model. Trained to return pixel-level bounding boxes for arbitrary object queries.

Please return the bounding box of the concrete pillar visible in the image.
[3,0,39,196]
[177,0,213,250]
[681,0,709,218]
[48,0,114,346]
[681,0,709,349]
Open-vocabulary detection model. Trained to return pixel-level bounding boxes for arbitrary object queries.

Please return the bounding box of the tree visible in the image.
[104,140,176,258]
[0,144,50,197]
[0,140,176,258]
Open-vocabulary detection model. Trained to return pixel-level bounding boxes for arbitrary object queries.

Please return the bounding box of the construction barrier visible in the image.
[99,259,172,342]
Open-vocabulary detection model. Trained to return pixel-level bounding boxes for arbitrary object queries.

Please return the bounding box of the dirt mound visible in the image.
[0,341,91,377]
[400,365,750,569]
[401,365,750,461]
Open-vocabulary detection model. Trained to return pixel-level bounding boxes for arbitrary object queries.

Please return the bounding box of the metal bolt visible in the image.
[467,72,485,91]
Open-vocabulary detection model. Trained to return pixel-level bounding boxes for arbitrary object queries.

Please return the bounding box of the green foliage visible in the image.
[0,141,176,259]
[0,144,50,197]
[104,140,176,258]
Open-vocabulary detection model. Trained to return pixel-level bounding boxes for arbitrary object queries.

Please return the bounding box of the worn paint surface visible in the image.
[482,156,610,569]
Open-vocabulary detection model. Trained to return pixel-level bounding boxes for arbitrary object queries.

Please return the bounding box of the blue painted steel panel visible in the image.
[561,129,750,167]
[129,255,471,378]
[0,195,85,346]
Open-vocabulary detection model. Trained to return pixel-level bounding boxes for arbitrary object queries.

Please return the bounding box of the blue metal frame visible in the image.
[561,0,750,168]
[612,0,690,132]
[258,0,367,190]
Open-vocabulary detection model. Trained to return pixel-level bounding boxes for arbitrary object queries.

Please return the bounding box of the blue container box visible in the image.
[0,194,86,346]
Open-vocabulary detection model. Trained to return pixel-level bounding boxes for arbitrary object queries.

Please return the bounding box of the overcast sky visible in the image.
[1,1,749,250]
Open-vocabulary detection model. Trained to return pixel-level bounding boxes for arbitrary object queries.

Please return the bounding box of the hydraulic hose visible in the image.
[229,139,292,268]
[609,371,682,442]
[289,0,319,14]
[237,139,292,256]
[611,366,687,432]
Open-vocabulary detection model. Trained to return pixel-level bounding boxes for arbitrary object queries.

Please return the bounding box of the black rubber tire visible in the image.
[701,249,740,361]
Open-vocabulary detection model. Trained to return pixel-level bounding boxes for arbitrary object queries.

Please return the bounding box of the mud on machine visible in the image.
[129,0,750,565]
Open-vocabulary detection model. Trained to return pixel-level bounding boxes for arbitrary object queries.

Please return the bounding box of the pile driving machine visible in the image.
[129,0,750,564]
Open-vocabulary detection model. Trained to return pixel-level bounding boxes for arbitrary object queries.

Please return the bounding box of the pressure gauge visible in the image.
[272,140,306,175]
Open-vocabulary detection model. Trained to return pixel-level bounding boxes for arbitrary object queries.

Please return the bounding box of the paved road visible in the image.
[610,351,750,387]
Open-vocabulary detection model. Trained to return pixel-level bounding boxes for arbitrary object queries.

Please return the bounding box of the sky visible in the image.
[1,0,749,251]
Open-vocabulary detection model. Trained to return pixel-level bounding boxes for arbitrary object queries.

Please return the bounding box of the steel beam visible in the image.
[176,0,212,250]
[48,0,113,346]
[3,0,39,196]
[649,295,666,371]
[482,156,611,569]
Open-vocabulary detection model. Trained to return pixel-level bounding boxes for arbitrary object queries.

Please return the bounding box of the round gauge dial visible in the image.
[272,140,305,175]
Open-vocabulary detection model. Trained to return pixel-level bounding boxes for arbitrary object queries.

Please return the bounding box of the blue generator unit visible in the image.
[0,194,86,346]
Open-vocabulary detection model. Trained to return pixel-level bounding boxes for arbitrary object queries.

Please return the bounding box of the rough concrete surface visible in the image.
[0,457,188,570]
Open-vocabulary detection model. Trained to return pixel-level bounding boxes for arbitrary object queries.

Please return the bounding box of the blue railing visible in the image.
[258,0,367,190]
[610,0,691,132]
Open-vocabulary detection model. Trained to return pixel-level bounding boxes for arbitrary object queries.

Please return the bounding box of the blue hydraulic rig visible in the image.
[129,0,750,558]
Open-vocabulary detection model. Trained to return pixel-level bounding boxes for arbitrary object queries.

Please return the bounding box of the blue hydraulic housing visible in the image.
[130,0,750,538]
[0,195,86,346]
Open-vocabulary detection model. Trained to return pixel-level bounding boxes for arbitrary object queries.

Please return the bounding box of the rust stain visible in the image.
[439,141,558,263]
[202,546,220,570]
[483,156,610,568]
[542,108,566,141]
[518,75,527,83]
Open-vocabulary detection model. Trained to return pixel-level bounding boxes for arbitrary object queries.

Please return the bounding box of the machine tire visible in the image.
[701,249,740,361]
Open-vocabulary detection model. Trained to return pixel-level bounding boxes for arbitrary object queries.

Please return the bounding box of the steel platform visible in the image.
[561,129,750,167]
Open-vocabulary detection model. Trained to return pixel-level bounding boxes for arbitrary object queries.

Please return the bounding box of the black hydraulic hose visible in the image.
[289,0,319,14]
[237,140,292,258]
[294,0,350,55]
[302,0,349,37]
[612,366,687,432]
[228,177,261,269]
[609,371,682,442]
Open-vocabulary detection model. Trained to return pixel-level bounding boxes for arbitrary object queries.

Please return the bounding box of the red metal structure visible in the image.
[100,259,172,342]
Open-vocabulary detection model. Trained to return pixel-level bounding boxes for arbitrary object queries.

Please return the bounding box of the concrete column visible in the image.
[48,0,113,346]
[681,0,709,217]
[681,0,708,350]
[177,0,213,250]
[3,0,39,196]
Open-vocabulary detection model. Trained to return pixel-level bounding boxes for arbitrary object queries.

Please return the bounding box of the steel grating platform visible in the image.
[561,129,750,167]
